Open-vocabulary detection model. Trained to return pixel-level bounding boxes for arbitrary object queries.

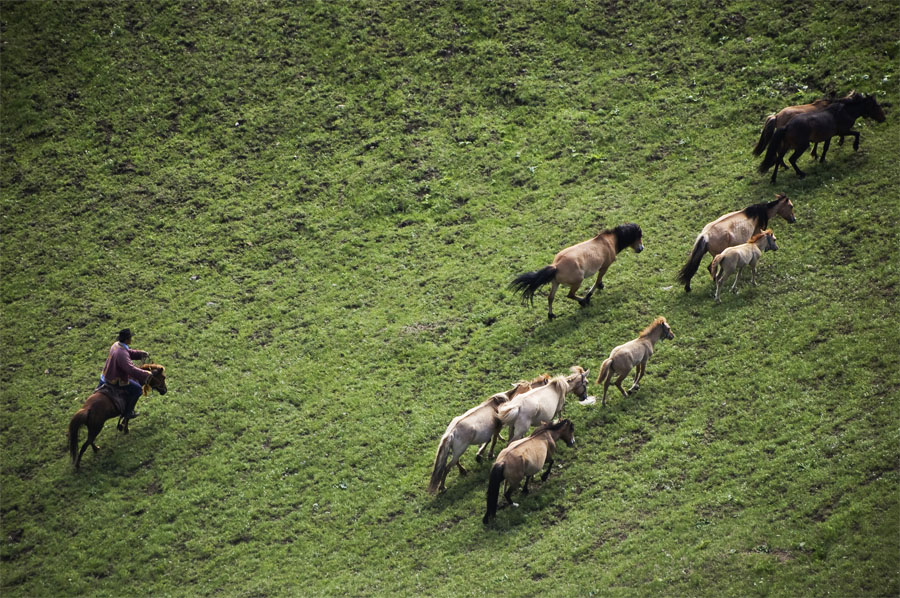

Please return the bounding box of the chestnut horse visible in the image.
[483,419,575,524]
[759,93,886,183]
[511,223,643,319]
[68,364,168,469]
[677,193,794,292]
[595,317,674,406]
[427,374,550,494]
[752,92,858,163]
[711,230,778,303]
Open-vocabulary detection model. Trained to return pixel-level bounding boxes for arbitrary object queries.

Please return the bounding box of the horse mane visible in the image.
[599,223,642,252]
[531,418,571,437]
[639,317,668,338]
[742,195,785,230]
[548,375,569,395]
[748,229,772,243]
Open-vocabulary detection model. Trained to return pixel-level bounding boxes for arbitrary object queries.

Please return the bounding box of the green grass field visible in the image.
[2,1,898,596]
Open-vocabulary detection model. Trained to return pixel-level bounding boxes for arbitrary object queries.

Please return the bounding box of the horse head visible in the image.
[659,318,675,341]
[764,231,778,252]
[862,94,886,123]
[142,364,168,395]
[558,419,576,448]
[774,193,796,223]
[566,366,590,402]
[614,223,644,253]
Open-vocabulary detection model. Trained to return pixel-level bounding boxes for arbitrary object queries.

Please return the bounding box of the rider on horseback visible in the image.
[98,329,150,419]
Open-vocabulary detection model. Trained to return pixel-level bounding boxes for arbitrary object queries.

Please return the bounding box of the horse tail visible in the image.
[497,403,519,426]
[595,358,613,385]
[483,463,506,524]
[68,408,88,463]
[509,266,557,306]
[710,254,724,281]
[676,235,708,292]
[427,430,453,494]
[752,115,777,156]
[759,127,786,173]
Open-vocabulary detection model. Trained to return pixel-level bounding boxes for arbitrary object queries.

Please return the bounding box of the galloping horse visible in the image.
[511,224,643,319]
[497,367,588,443]
[68,364,168,469]
[711,230,778,303]
[753,92,859,162]
[427,374,550,494]
[677,193,794,292]
[483,419,575,524]
[759,93,886,183]
[595,317,673,406]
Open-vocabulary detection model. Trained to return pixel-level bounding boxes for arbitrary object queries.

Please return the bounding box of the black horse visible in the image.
[759,93,886,183]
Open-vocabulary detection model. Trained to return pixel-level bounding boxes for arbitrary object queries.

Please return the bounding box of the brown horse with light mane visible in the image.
[497,367,588,443]
[753,92,858,162]
[511,223,643,320]
[68,364,168,469]
[677,194,794,292]
[483,419,575,524]
[711,230,778,303]
[595,317,674,406]
[427,374,550,494]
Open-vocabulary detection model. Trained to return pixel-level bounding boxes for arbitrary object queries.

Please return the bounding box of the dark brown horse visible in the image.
[68,364,168,469]
[752,92,858,163]
[759,93,886,183]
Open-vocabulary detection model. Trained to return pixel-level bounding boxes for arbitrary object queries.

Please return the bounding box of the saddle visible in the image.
[96,383,130,417]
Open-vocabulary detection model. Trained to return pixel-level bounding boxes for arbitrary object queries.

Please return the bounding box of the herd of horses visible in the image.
[66,90,886,524]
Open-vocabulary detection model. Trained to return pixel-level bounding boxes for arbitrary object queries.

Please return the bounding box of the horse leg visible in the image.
[849,130,860,151]
[818,138,831,163]
[475,441,488,462]
[565,281,587,306]
[601,376,611,407]
[731,267,741,293]
[629,362,645,393]
[580,272,605,306]
[614,372,629,397]
[522,475,532,495]
[76,426,100,469]
[810,142,818,159]
[540,457,555,481]
[547,281,559,320]
[788,146,807,178]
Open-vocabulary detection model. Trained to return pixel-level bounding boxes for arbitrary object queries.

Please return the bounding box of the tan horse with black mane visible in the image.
[677,194,794,292]
[427,374,550,494]
[68,364,168,469]
[712,230,778,303]
[483,419,575,524]
[511,223,643,319]
[595,317,674,406]
[497,367,588,443]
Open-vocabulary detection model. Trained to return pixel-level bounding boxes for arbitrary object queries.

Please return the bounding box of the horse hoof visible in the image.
[547,313,556,321]
[475,455,483,463]
[117,424,123,431]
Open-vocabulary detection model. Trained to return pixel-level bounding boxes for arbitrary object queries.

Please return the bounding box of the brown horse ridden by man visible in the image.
[510,223,643,320]
[711,230,778,303]
[759,93,886,183]
[68,364,168,469]
[677,193,794,292]
[752,92,859,163]
[595,317,674,407]
[427,374,550,494]
[483,419,575,524]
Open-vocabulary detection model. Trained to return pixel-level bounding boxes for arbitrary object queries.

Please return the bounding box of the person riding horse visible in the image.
[98,329,150,420]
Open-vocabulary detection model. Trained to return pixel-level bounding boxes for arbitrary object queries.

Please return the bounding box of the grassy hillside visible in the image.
[2,1,897,596]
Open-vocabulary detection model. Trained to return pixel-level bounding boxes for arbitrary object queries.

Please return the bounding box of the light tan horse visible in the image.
[677,194,794,292]
[427,374,550,494]
[711,230,778,303]
[595,318,674,406]
[497,367,588,443]
[483,419,575,524]
[511,223,643,319]
[753,92,857,162]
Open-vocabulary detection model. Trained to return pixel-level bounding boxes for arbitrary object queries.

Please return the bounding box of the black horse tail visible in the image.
[483,463,506,524]
[509,266,557,306]
[759,127,786,173]
[752,115,777,156]
[68,408,88,463]
[676,235,708,292]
